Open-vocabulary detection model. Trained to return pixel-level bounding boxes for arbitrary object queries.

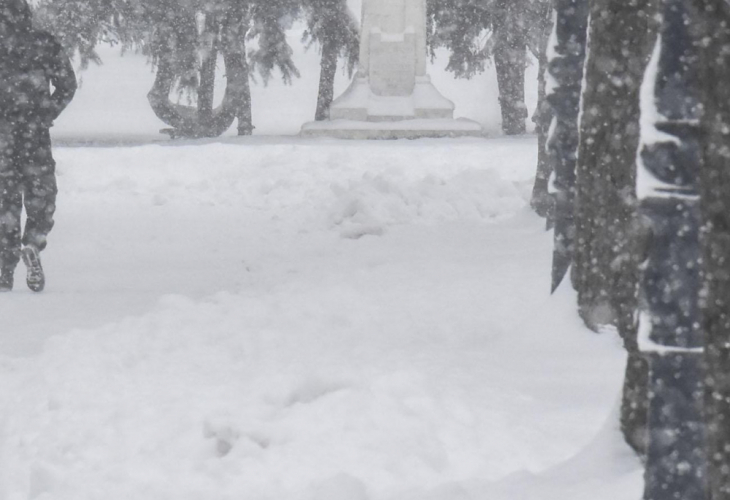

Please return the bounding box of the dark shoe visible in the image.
[0,267,13,292]
[21,245,44,292]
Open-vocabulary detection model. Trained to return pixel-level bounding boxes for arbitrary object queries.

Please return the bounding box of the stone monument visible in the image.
[301,0,483,139]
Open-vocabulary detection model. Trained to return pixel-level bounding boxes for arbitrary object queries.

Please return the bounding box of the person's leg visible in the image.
[17,124,56,292]
[0,121,22,289]
[20,126,57,252]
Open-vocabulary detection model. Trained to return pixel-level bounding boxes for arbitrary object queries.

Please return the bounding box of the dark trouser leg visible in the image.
[18,126,57,251]
[0,121,21,271]
[0,175,22,270]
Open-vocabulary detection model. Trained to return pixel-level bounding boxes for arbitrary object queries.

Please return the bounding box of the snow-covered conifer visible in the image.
[427,0,549,136]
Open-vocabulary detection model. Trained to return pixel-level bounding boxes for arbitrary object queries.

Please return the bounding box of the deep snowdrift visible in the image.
[0,137,641,500]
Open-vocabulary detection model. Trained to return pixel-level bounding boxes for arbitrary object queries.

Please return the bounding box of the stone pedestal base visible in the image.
[300,118,484,140]
[328,76,455,122]
[300,75,484,140]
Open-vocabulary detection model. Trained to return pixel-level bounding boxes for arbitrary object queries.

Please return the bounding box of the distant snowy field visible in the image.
[0,19,640,500]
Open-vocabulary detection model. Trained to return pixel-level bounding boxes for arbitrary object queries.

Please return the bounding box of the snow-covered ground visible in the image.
[0,136,641,500]
[0,23,642,500]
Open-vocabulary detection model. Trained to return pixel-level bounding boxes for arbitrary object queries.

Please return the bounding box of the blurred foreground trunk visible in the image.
[638,1,706,499]
[547,0,589,292]
[697,2,730,499]
[529,2,555,218]
[572,0,658,455]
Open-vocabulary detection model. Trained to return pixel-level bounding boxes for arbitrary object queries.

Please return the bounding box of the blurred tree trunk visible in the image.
[315,38,338,121]
[572,0,658,455]
[529,2,555,218]
[574,0,658,329]
[492,0,527,135]
[197,15,220,126]
[638,0,706,496]
[148,9,246,138]
[547,0,589,292]
[237,36,254,136]
[696,2,730,499]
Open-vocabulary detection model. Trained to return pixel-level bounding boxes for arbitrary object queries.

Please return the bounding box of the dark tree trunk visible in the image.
[198,52,218,125]
[237,36,254,136]
[530,3,555,218]
[638,1,706,499]
[547,0,589,292]
[573,0,657,329]
[197,14,220,125]
[696,3,730,499]
[621,341,649,457]
[148,11,247,139]
[492,0,528,136]
[315,39,338,121]
[570,0,658,455]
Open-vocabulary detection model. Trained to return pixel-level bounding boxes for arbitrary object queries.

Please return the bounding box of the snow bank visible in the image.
[329,170,524,238]
[55,137,535,235]
[0,282,633,500]
[473,404,643,500]
[0,289,537,499]
[0,137,637,500]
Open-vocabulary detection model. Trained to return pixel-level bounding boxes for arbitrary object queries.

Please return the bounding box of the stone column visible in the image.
[359,0,427,84]
[301,0,483,139]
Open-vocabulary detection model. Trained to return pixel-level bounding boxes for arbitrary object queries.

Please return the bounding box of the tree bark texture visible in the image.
[315,39,338,121]
[237,36,254,136]
[148,13,247,138]
[638,1,706,498]
[492,0,528,135]
[695,3,730,500]
[547,0,589,292]
[571,0,658,456]
[197,14,220,123]
[574,0,658,330]
[529,3,555,219]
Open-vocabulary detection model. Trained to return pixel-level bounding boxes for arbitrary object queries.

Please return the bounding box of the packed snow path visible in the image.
[0,137,640,500]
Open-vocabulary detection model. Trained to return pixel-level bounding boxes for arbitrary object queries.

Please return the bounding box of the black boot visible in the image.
[21,245,44,292]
